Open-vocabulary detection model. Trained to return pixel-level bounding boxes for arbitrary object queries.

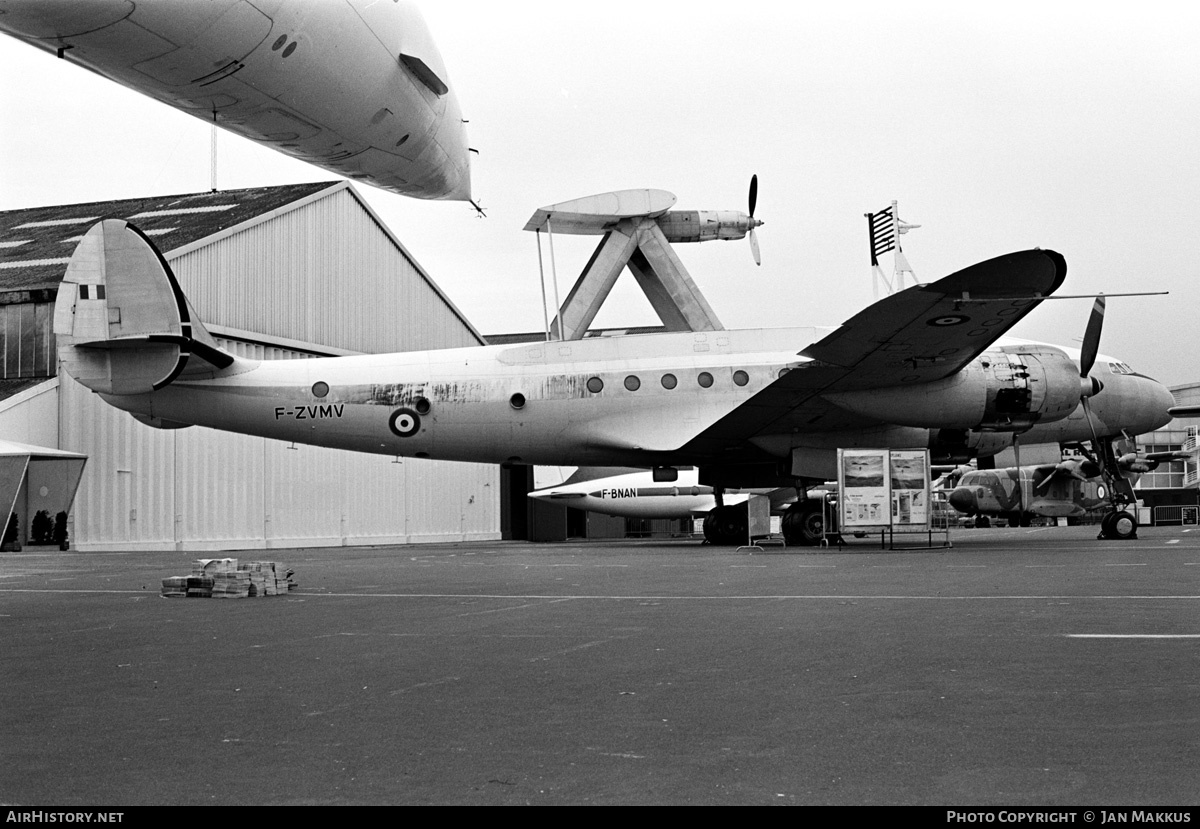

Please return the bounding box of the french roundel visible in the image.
[389,408,421,438]
[926,314,970,327]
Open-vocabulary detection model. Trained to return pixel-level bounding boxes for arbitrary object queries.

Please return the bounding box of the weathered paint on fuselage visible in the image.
[104,330,1175,474]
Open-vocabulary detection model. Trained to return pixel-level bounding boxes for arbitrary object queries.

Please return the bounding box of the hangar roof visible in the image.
[0,182,335,292]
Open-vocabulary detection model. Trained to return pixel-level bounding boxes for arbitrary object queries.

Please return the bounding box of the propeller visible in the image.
[1035,458,1101,492]
[1078,294,1106,453]
[747,174,763,266]
[1073,293,1142,514]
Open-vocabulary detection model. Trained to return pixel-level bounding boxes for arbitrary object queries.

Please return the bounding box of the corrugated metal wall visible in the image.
[169,186,481,354]
[58,185,500,551]
[61,367,499,552]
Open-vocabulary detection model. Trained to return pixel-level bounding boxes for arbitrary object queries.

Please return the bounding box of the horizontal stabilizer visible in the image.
[53,220,239,395]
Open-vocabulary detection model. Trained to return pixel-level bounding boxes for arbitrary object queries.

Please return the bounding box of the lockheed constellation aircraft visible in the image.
[0,0,471,201]
[53,220,1174,543]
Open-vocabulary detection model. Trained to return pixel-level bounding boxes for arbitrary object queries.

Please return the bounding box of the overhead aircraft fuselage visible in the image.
[0,0,471,200]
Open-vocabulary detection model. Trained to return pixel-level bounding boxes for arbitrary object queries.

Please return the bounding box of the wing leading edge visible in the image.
[681,248,1068,455]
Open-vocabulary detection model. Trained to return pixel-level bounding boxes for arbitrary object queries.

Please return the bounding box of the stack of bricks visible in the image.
[161,558,295,598]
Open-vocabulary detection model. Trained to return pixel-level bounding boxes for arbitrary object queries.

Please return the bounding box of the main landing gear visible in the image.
[702,504,748,546]
[702,500,832,546]
[781,500,830,546]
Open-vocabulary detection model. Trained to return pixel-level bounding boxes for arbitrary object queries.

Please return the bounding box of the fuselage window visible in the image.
[661,373,678,389]
[311,381,329,398]
[624,375,641,391]
[732,370,749,387]
[587,376,604,393]
[698,372,714,388]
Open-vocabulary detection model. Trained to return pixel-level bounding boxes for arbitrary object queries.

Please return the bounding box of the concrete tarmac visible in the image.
[1,525,1198,806]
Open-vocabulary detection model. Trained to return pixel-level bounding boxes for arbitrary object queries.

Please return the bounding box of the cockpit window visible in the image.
[1108,361,1134,375]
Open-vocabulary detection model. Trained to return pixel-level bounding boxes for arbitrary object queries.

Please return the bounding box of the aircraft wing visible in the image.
[681,249,1067,455]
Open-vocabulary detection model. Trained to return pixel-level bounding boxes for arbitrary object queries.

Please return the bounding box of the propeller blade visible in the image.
[1081,397,1106,478]
[1079,294,1106,379]
[749,228,761,266]
[748,174,758,218]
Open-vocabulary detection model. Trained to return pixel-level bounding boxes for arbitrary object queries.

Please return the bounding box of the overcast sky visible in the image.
[2,2,1199,385]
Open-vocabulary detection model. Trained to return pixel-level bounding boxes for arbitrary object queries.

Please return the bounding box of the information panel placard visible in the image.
[839,449,890,529]
[889,449,931,528]
[838,448,931,531]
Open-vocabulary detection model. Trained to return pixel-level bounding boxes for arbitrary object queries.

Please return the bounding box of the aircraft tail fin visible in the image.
[53,219,238,395]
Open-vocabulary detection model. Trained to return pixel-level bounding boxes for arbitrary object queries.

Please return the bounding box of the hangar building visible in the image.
[1131,382,1200,524]
[0,181,500,550]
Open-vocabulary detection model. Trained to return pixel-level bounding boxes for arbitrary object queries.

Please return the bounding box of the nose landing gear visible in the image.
[1098,509,1138,540]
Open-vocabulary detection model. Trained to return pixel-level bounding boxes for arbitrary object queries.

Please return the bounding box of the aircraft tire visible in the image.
[782,501,827,546]
[1103,510,1138,540]
[975,515,990,528]
[703,505,747,546]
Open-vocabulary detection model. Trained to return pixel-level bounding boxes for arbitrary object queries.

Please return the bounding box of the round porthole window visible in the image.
[510,393,526,410]
[587,377,604,393]
[733,370,749,387]
[624,375,641,391]
[311,381,329,398]
[414,397,431,415]
[697,372,714,388]
[661,373,677,389]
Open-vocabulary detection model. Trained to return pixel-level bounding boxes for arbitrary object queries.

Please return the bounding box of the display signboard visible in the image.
[889,449,930,528]
[838,448,931,531]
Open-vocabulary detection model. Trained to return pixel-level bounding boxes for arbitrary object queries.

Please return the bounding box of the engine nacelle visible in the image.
[822,345,1082,431]
[930,429,1014,464]
[655,210,761,243]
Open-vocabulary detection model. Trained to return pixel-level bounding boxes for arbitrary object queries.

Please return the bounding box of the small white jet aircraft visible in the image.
[528,468,807,545]
[0,0,471,201]
[53,221,1175,544]
[529,468,725,520]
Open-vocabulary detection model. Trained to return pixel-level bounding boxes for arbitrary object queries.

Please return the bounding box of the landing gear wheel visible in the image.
[703,505,747,546]
[975,515,990,528]
[782,500,830,546]
[1100,510,1138,540]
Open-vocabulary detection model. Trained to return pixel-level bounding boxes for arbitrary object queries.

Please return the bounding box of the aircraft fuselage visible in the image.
[0,0,471,200]
[103,329,1174,477]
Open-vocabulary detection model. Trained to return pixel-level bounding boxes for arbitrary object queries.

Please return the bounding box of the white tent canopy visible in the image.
[0,439,86,546]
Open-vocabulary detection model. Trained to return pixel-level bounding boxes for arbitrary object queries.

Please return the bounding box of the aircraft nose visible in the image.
[948,488,976,514]
[1149,379,1177,430]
